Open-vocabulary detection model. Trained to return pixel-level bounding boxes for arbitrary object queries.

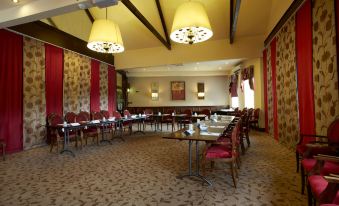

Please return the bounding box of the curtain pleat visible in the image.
[90,59,101,112]
[0,29,23,153]
[296,0,316,142]
[100,62,108,111]
[263,50,268,133]
[108,65,117,115]
[270,38,279,141]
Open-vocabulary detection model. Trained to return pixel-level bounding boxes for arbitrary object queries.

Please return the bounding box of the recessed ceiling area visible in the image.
[125,59,243,77]
[0,0,38,10]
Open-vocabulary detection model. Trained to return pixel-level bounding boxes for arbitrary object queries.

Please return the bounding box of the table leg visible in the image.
[60,128,75,157]
[133,119,146,135]
[100,124,112,144]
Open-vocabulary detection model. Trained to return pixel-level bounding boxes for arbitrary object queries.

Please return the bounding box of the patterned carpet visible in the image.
[0,127,307,206]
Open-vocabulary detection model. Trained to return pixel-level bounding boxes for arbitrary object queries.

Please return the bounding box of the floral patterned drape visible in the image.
[23,37,46,149]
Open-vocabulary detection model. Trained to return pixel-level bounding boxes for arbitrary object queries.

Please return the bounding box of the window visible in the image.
[244,79,254,108]
[231,97,239,108]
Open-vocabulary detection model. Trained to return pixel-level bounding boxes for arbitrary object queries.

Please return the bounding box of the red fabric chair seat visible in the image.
[302,159,339,174]
[309,175,339,203]
[206,145,232,159]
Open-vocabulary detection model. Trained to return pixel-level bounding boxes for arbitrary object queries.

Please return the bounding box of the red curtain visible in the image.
[0,29,23,153]
[45,44,63,116]
[108,65,117,115]
[90,60,100,112]
[271,38,278,141]
[296,0,315,142]
[335,0,339,92]
[263,49,268,133]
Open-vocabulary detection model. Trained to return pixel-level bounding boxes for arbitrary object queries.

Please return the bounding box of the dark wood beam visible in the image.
[46,18,57,28]
[230,0,241,44]
[9,21,114,65]
[264,0,305,47]
[121,0,171,50]
[85,9,94,23]
[155,0,171,46]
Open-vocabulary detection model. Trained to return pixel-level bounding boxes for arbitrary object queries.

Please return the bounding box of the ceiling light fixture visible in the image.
[12,0,19,3]
[170,1,213,45]
[87,8,124,53]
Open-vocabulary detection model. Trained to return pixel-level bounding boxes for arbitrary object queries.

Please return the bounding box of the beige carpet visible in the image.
[0,128,307,206]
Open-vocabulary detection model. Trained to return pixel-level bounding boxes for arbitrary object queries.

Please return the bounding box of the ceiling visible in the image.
[1,0,292,76]
[125,59,243,77]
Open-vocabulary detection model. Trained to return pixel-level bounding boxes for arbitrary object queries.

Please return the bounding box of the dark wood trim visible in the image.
[121,0,171,50]
[8,21,114,65]
[85,9,95,23]
[264,0,306,47]
[230,0,241,44]
[46,18,57,28]
[155,0,171,46]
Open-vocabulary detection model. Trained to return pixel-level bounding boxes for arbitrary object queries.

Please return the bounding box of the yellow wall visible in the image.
[231,58,264,128]
[128,76,230,107]
[266,0,294,37]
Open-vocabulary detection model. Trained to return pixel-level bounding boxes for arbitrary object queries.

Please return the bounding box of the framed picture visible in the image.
[171,81,185,100]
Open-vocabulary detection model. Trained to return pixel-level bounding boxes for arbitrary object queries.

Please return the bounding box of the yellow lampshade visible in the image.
[87,19,124,53]
[170,1,213,44]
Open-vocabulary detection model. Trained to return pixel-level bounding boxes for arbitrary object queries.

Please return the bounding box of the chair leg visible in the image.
[240,136,245,155]
[296,151,300,173]
[245,132,250,147]
[307,182,313,206]
[230,162,237,188]
[301,165,305,194]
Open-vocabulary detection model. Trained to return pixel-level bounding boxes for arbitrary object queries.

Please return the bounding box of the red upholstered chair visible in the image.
[143,109,155,130]
[296,119,339,173]
[200,109,211,118]
[48,113,76,153]
[113,111,132,135]
[77,112,100,146]
[202,122,240,188]
[64,112,82,147]
[249,108,260,129]
[307,155,339,206]
[161,109,175,131]
[178,109,192,129]
[242,112,251,148]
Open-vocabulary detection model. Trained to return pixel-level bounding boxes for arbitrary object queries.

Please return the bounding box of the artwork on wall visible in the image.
[171,81,185,100]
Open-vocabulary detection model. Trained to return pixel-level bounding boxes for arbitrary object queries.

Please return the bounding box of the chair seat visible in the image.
[302,159,339,175]
[309,175,339,203]
[206,145,232,159]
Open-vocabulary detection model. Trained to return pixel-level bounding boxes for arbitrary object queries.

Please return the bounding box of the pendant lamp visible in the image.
[170,1,213,44]
[87,9,124,53]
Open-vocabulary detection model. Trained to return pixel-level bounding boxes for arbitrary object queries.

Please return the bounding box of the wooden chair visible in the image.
[113,111,132,135]
[161,109,175,131]
[0,140,5,161]
[64,112,81,148]
[143,109,155,130]
[249,108,260,129]
[296,118,339,173]
[78,112,100,146]
[200,109,210,119]
[202,122,240,188]
[178,109,192,129]
[307,155,339,205]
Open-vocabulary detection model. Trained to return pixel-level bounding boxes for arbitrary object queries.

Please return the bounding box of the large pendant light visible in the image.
[87,8,124,53]
[170,1,213,45]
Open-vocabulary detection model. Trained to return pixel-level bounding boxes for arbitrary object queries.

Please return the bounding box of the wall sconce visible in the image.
[151,82,159,101]
[197,82,204,100]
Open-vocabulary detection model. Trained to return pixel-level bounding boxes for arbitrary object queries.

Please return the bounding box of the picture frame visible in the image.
[171,81,185,100]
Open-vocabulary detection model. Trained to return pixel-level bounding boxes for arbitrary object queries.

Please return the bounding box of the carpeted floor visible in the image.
[0,128,307,206]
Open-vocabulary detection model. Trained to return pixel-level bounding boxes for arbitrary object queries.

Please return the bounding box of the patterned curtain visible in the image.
[312,0,339,135]
[276,17,299,149]
[63,50,91,114]
[79,55,91,112]
[267,46,274,137]
[23,37,46,149]
[100,62,109,111]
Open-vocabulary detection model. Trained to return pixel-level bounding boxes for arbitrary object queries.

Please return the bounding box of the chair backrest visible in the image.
[183,109,192,116]
[47,113,63,126]
[201,109,210,117]
[78,111,90,121]
[253,108,260,119]
[101,110,110,119]
[65,112,77,123]
[91,112,103,120]
[76,113,88,122]
[112,111,122,118]
[328,118,339,144]
[124,110,131,117]
[144,109,153,115]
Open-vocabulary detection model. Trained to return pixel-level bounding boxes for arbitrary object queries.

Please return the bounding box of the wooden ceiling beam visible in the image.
[230,0,241,44]
[121,0,171,50]
[85,9,95,23]
[155,0,171,47]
